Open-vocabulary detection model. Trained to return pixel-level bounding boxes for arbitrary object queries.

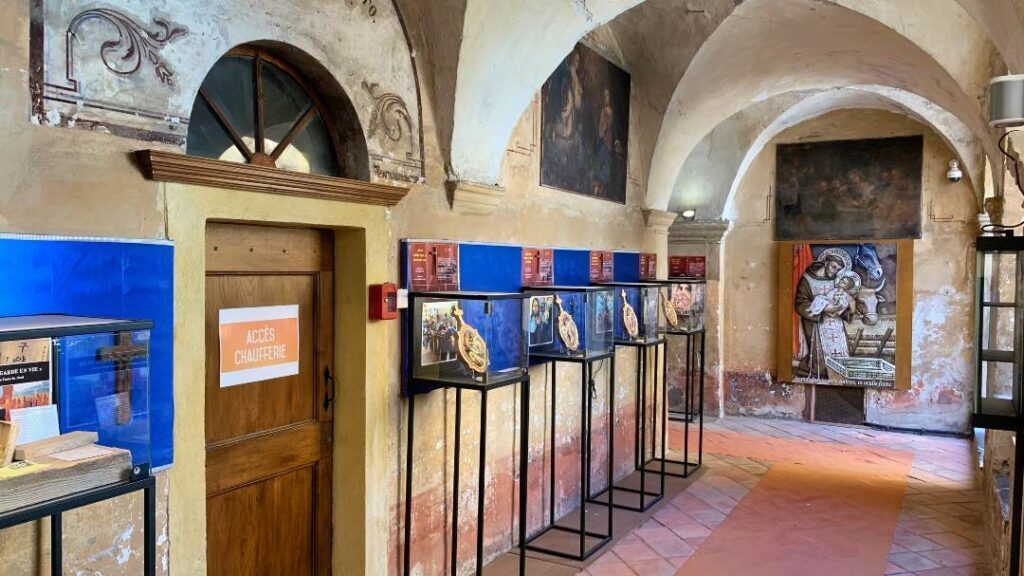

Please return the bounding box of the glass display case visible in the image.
[524,286,614,360]
[596,283,660,343]
[658,279,706,334]
[0,315,152,467]
[408,292,528,390]
[975,236,1024,430]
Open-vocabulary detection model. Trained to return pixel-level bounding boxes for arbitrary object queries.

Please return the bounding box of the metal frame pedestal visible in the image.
[402,375,531,576]
[588,338,667,513]
[524,352,614,561]
[646,330,705,479]
[0,470,156,576]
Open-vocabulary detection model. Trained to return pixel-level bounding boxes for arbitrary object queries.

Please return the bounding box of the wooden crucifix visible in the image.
[96,332,148,425]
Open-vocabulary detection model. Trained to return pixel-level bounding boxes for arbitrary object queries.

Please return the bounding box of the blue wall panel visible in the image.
[613,252,641,282]
[0,237,174,469]
[458,243,522,293]
[553,249,591,286]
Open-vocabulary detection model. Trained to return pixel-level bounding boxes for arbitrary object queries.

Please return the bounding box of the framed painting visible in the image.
[774,136,923,240]
[540,43,630,203]
[776,240,913,390]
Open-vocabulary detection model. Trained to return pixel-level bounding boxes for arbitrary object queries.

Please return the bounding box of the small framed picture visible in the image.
[528,295,554,347]
[420,301,459,366]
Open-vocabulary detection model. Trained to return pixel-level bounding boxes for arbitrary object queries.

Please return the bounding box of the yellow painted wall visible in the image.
[164,182,392,576]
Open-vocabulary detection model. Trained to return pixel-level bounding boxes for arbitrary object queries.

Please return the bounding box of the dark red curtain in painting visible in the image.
[792,243,814,361]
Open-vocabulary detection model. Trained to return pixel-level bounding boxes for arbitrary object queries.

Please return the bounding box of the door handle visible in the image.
[323,366,335,411]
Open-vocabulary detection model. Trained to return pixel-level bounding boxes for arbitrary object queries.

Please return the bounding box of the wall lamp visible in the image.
[681,209,697,221]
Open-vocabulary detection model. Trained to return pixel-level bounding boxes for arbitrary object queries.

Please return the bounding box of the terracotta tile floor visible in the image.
[577,417,992,576]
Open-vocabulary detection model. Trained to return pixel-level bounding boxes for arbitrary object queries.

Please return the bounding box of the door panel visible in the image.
[207,465,316,576]
[205,274,317,444]
[205,223,333,576]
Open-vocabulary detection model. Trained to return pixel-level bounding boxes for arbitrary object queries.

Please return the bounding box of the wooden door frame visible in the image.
[165,182,391,576]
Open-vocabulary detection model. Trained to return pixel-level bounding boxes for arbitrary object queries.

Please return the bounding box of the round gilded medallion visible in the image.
[554,295,580,353]
[453,307,489,374]
[621,290,640,339]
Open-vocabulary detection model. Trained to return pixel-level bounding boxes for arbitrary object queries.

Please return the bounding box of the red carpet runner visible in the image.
[674,431,913,576]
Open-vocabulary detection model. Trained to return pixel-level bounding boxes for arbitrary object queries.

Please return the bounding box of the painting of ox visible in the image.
[540,43,630,203]
[788,242,902,388]
[775,136,923,240]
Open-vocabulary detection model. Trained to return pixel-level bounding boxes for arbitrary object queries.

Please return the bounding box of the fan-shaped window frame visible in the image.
[137,45,408,207]
[189,46,344,176]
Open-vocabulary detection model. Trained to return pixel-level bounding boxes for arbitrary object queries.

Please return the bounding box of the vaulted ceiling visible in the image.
[406,0,1024,218]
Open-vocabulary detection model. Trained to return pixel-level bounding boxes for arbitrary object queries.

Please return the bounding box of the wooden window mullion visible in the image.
[254,56,266,155]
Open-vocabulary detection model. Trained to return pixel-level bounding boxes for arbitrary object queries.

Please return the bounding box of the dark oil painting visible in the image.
[541,43,630,203]
[774,136,923,240]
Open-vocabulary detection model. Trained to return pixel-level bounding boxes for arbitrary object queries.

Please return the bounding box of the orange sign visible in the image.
[219,305,299,387]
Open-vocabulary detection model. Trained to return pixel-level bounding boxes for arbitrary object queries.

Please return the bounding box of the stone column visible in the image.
[643,209,678,278]
[668,219,730,417]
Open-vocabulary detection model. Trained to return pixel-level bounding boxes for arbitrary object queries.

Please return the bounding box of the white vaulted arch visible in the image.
[647,0,999,212]
[448,0,645,185]
[676,87,985,220]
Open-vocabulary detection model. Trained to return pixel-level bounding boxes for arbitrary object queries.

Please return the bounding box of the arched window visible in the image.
[187,47,341,176]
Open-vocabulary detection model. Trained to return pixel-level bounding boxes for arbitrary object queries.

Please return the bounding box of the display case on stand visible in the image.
[402,292,531,576]
[590,282,667,513]
[0,315,157,576]
[522,286,616,561]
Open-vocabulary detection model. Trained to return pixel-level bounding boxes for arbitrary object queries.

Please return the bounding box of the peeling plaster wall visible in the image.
[0,0,655,570]
[0,4,171,575]
[722,110,977,433]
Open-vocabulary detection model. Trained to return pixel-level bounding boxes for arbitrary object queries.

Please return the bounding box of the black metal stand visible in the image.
[645,330,705,479]
[1011,420,1023,576]
[402,375,531,576]
[524,352,614,561]
[0,471,156,576]
[588,338,667,513]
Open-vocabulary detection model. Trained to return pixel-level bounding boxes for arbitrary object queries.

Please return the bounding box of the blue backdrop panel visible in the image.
[614,252,641,282]
[0,237,174,469]
[553,249,591,286]
[458,243,522,293]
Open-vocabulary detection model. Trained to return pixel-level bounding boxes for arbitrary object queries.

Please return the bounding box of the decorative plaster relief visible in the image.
[29,0,424,185]
[69,9,187,86]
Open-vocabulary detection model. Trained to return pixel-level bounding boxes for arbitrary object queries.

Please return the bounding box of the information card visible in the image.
[219,305,300,388]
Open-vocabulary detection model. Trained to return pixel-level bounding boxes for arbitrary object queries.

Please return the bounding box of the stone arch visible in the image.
[448,0,645,185]
[445,0,1008,194]
[667,87,983,220]
[647,0,1000,212]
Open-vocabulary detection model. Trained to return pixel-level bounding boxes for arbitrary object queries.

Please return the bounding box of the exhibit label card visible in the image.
[669,256,706,279]
[522,248,554,287]
[219,305,300,388]
[0,338,53,420]
[9,404,60,445]
[407,241,460,291]
[639,253,657,280]
[589,250,613,282]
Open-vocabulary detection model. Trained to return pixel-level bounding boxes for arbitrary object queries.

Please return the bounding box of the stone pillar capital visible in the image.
[643,209,678,235]
[447,180,506,215]
[668,219,731,245]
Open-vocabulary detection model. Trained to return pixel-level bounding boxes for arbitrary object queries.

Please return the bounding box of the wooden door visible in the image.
[205,223,333,575]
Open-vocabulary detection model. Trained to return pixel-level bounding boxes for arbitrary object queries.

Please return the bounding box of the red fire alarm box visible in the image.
[369,283,398,320]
